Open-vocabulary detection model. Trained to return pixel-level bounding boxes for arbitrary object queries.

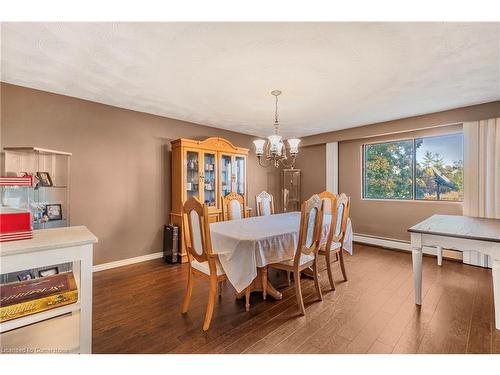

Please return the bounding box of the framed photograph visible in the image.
[38,267,59,278]
[45,204,63,221]
[36,171,53,187]
[17,271,35,281]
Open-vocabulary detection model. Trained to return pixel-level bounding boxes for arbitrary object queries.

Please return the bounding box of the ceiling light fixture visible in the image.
[253,90,300,168]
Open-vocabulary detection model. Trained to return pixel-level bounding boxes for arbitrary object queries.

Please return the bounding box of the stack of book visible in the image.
[0,273,79,323]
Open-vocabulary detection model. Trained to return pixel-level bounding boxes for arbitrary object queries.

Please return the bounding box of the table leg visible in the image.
[436,246,443,266]
[412,245,423,306]
[235,267,283,302]
[492,258,500,330]
[262,267,268,300]
[265,277,283,300]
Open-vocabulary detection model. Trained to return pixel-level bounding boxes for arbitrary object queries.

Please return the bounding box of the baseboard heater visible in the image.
[353,233,454,259]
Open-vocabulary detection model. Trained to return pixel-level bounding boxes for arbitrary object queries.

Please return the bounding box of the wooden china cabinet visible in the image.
[170,137,249,263]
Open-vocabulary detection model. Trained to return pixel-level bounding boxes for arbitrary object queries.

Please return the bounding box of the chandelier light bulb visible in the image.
[253,139,266,156]
[287,138,301,155]
[268,134,282,154]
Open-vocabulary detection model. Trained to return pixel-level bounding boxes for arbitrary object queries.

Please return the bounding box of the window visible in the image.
[363,133,463,201]
[363,140,414,200]
[415,134,463,201]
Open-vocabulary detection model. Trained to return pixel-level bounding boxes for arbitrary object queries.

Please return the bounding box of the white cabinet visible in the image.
[0,226,97,354]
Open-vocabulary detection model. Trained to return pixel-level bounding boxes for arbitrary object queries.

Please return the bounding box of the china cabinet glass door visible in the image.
[220,154,232,198]
[202,152,217,207]
[185,150,200,200]
[234,155,246,196]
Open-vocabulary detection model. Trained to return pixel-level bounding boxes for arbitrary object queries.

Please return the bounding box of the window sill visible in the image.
[361,198,463,204]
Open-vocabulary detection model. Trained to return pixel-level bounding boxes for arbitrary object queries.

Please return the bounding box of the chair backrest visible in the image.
[221,192,245,221]
[293,194,323,265]
[317,191,338,250]
[255,191,275,216]
[335,193,350,243]
[182,197,213,263]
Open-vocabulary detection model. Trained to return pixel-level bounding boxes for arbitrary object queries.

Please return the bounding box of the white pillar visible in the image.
[326,142,338,194]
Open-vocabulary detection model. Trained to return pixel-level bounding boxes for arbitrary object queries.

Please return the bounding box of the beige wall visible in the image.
[0,83,279,265]
[291,144,326,202]
[299,101,500,241]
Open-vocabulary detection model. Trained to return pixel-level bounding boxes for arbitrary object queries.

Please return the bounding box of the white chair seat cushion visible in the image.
[261,198,272,216]
[228,199,242,220]
[319,241,342,252]
[191,258,225,276]
[278,252,315,267]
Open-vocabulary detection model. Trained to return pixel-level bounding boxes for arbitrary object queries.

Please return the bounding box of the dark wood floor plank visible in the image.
[416,261,477,354]
[367,339,393,354]
[289,249,407,354]
[466,267,493,353]
[230,250,381,354]
[91,245,497,354]
[376,257,440,352]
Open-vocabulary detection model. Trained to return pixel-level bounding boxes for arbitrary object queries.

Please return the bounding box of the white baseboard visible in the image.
[93,251,164,272]
[353,234,437,256]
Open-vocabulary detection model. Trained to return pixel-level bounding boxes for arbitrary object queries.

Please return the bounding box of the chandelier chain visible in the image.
[274,94,279,134]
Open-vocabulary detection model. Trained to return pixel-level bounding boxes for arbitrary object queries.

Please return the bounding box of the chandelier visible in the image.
[253,90,300,168]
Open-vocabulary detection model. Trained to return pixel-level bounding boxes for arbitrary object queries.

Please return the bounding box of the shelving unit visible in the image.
[0,226,97,354]
[3,147,71,230]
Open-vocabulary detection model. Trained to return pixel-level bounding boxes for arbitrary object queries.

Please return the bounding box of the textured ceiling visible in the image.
[1,22,499,138]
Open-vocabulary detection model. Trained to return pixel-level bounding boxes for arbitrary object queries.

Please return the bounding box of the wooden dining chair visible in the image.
[268,194,323,315]
[317,191,350,291]
[181,197,251,331]
[255,191,275,216]
[221,192,246,221]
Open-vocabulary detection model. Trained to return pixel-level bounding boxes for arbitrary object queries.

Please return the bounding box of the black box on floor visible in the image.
[163,224,180,263]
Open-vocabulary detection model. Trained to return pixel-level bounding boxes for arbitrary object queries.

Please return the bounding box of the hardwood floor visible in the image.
[92,244,500,354]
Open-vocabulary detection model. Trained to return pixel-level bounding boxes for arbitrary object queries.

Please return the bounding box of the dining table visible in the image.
[209,211,353,298]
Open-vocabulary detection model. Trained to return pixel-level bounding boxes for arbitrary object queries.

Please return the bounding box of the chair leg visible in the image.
[202,275,218,331]
[313,257,323,301]
[294,270,306,315]
[339,249,348,281]
[245,287,251,312]
[286,271,291,286]
[262,267,268,300]
[325,250,336,291]
[217,280,223,298]
[181,269,194,313]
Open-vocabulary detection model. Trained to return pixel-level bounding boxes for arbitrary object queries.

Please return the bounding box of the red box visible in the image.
[0,211,32,233]
[0,176,33,242]
[0,176,33,186]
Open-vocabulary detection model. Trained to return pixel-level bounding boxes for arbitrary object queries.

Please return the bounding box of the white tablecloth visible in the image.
[210,212,353,293]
